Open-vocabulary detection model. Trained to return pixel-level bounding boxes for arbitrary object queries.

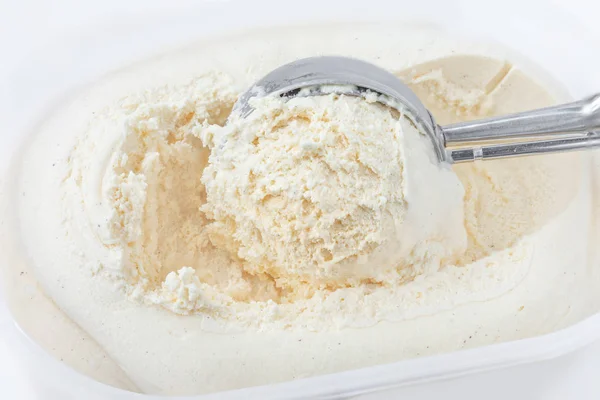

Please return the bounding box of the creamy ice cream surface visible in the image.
[2,23,599,396]
[200,94,466,297]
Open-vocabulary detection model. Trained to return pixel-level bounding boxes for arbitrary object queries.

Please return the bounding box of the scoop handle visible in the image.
[442,94,600,144]
[439,94,600,163]
[447,132,600,163]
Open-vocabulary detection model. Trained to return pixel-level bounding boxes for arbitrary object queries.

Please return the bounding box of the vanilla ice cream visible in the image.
[1,23,598,396]
[200,94,466,297]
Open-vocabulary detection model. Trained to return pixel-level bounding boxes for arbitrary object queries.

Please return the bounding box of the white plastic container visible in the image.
[2,0,600,398]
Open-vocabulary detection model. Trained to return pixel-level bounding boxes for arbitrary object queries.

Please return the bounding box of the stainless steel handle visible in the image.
[448,132,600,163]
[442,94,600,145]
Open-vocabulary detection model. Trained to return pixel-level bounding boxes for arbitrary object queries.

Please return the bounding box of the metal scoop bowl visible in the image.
[232,56,600,163]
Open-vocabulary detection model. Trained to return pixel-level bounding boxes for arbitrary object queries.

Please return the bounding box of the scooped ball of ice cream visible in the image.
[199,93,467,293]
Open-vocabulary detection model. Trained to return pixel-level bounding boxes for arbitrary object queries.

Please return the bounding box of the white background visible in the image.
[1,0,600,399]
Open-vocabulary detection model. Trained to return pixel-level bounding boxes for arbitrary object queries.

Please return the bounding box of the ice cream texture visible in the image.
[2,23,599,396]
[200,94,466,298]
[72,73,471,326]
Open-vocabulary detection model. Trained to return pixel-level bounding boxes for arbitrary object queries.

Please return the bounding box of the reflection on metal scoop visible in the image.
[232,56,600,163]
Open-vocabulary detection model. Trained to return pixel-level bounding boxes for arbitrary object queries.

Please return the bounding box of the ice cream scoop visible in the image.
[233,56,600,163]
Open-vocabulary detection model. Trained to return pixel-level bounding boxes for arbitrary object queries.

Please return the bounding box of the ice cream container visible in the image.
[1,0,600,398]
